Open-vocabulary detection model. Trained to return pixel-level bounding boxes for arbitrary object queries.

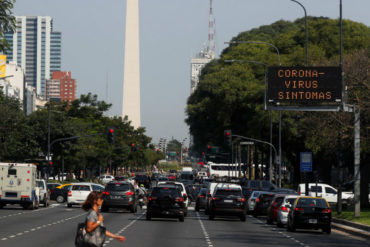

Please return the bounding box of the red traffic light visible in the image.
[49,161,53,165]
[225,132,230,136]
[131,143,135,147]
[207,145,211,149]
[109,128,114,133]
[202,152,205,155]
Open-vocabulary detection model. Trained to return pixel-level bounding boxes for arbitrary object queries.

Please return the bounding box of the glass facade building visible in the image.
[4,16,61,99]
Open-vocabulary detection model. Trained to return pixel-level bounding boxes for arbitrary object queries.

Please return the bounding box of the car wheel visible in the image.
[0,203,4,209]
[130,205,136,213]
[266,217,273,225]
[67,203,72,208]
[146,213,151,220]
[277,219,284,228]
[240,214,246,222]
[205,208,209,215]
[209,213,215,220]
[195,205,199,211]
[184,210,188,217]
[179,215,185,222]
[290,221,296,232]
[56,195,65,203]
[323,225,331,234]
[101,205,109,212]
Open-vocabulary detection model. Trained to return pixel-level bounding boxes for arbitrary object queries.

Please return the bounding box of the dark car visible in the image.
[266,194,286,224]
[287,197,332,234]
[101,182,138,213]
[208,185,247,221]
[135,174,151,189]
[114,176,126,181]
[50,184,72,203]
[195,188,208,211]
[253,193,275,217]
[146,185,186,222]
[47,183,61,191]
[157,176,169,182]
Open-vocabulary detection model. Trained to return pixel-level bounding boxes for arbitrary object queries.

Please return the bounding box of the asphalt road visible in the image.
[0,202,369,247]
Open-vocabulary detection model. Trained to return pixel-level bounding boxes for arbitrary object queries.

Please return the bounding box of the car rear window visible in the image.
[199,188,207,195]
[297,198,328,208]
[152,188,181,197]
[215,189,242,197]
[250,181,260,189]
[72,185,90,191]
[106,183,130,191]
[180,173,194,180]
[286,198,297,205]
[261,194,275,202]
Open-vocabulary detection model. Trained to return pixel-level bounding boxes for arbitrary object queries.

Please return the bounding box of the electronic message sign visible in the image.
[267,67,342,106]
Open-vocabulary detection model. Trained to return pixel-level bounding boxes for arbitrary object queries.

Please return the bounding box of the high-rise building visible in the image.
[46,71,76,103]
[4,16,61,99]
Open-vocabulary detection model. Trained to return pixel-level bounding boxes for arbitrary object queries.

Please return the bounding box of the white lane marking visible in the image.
[196,212,214,247]
[103,213,145,246]
[0,212,85,241]
[252,216,310,247]
[0,204,62,220]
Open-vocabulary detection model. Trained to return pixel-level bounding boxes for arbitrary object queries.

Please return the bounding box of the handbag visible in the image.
[75,222,106,247]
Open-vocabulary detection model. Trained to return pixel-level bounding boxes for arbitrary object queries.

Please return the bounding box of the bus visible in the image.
[208,162,241,177]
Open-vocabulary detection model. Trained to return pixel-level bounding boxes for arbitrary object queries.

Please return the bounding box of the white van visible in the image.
[297,183,353,205]
[36,179,49,207]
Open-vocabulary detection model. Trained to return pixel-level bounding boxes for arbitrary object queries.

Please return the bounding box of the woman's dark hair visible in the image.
[82,191,103,211]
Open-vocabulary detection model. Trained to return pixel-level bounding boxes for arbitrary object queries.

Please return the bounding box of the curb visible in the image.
[332,218,370,240]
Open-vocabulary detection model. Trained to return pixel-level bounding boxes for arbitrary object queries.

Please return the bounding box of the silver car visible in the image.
[247,191,269,213]
[276,195,298,227]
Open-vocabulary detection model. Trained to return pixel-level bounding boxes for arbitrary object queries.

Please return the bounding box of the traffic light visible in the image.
[107,127,115,144]
[49,161,53,166]
[224,129,232,146]
[131,143,137,151]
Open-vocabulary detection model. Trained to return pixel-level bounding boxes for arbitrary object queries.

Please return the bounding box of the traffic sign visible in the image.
[240,141,254,145]
[300,152,312,172]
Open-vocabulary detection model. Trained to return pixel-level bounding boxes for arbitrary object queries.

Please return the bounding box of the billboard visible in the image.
[267,67,342,106]
[0,55,6,78]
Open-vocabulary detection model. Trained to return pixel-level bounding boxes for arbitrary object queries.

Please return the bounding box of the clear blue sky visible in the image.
[13,0,370,145]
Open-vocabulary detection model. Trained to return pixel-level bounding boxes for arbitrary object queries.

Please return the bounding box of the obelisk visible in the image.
[122,0,141,128]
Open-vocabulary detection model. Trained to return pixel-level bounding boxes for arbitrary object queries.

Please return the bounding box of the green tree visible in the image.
[0,0,16,53]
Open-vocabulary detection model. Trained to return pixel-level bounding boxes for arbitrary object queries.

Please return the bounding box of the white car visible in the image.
[67,183,104,207]
[157,181,190,209]
[276,195,298,227]
[100,175,114,184]
[36,179,49,207]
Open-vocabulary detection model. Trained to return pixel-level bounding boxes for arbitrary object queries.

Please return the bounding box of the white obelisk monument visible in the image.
[122,0,141,128]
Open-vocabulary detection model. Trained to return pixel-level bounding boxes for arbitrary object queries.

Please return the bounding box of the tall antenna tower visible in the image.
[207,0,216,59]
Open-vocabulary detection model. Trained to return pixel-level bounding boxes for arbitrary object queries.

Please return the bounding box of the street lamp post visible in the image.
[180,138,187,166]
[225,40,282,186]
[290,0,308,66]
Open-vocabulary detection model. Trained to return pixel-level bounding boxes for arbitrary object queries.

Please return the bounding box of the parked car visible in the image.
[100,175,114,184]
[266,194,287,224]
[195,188,208,211]
[287,196,332,234]
[36,179,50,207]
[67,183,104,207]
[208,183,246,221]
[101,182,137,213]
[51,184,73,203]
[298,183,353,206]
[276,195,298,227]
[146,185,186,222]
[253,193,275,217]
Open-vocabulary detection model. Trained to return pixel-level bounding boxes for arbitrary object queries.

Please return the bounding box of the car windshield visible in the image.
[297,198,328,208]
[106,183,130,191]
[152,188,181,198]
[252,192,260,198]
[215,189,241,197]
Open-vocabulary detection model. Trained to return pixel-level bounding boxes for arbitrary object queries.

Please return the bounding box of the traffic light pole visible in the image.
[232,134,279,184]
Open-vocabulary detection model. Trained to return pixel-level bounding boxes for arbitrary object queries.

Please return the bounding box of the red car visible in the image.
[167,174,176,181]
[266,194,287,224]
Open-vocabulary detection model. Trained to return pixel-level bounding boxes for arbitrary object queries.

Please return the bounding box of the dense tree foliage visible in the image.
[0,0,16,52]
[186,17,370,206]
[0,92,164,178]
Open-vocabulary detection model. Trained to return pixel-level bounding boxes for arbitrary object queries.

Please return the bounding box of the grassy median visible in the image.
[335,208,370,225]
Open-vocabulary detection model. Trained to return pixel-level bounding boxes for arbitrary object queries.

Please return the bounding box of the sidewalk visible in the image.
[332,218,370,240]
